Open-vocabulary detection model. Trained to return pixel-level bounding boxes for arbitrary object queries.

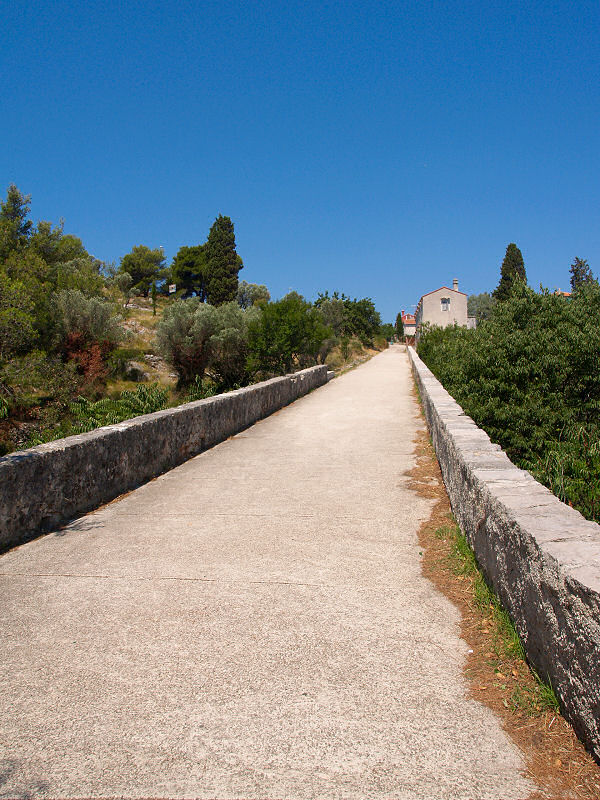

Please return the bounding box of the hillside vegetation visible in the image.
[0,185,392,453]
[418,283,600,522]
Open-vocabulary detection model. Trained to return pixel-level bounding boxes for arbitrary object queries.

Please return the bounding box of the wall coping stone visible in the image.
[408,346,600,762]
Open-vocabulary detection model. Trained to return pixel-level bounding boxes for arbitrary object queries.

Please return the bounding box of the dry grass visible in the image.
[408,419,600,799]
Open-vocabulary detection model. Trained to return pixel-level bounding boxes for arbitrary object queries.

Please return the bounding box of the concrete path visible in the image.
[0,346,536,799]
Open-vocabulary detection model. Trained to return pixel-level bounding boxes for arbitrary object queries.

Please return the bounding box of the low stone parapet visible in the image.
[408,346,600,762]
[0,366,328,552]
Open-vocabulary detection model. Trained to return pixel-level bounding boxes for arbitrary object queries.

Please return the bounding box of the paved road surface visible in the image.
[0,346,536,799]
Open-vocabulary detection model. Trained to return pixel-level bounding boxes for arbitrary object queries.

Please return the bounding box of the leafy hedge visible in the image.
[417,283,600,522]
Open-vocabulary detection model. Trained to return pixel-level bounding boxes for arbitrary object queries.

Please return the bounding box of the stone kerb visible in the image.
[407,346,600,762]
[0,365,328,553]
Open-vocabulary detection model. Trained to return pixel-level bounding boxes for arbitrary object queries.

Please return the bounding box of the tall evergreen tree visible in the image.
[493,243,526,301]
[203,215,243,305]
[569,257,595,292]
[0,184,33,258]
[395,312,404,337]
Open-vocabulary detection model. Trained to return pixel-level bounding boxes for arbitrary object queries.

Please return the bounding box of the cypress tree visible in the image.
[493,243,526,302]
[395,312,404,337]
[204,215,243,305]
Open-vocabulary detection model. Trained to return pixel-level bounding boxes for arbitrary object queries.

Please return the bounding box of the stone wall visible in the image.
[408,346,600,762]
[0,366,329,552]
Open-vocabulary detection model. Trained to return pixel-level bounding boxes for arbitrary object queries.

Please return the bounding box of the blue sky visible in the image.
[2,0,599,321]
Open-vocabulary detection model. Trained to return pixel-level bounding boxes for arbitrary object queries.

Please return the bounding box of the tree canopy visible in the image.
[493,243,526,302]
[237,280,270,308]
[314,291,381,344]
[569,257,596,293]
[0,184,33,259]
[171,244,207,298]
[248,292,329,375]
[203,215,243,305]
[119,245,166,293]
[467,292,495,323]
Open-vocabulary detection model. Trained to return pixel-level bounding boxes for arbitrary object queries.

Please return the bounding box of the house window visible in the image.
[441,297,450,312]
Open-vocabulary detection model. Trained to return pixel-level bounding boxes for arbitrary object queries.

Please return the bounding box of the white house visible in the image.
[415,279,472,337]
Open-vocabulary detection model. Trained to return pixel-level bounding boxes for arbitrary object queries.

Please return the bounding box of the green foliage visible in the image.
[493,243,527,301]
[0,184,33,258]
[112,271,133,306]
[379,323,395,339]
[156,298,220,386]
[237,280,270,308]
[248,292,330,375]
[395,312,404,337]
[54,290,123,347]
[418,283,600,521]
[204,215,243,305]
[1,350,82,410]
[569,256,596,293]
[171,244,207,298]
[315,291,381,344]
[119,245,166,293]
[316,295,345,336]
[29,220,88,265]
[69,384,169,432]
[0,272,37,358]
[467,292,495,323]
[156,299,260,389]
[186,375,217,402]
[26,383,170,446]
[53,257,104,296]
[209,301,259,389]
[0,187,108,361]
[344,296,381,344]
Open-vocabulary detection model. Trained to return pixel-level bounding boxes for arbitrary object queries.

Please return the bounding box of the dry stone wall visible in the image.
[1,366,328,552]
[408,346,600,762]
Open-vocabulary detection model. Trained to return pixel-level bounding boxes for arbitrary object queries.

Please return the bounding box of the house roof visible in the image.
[401,313,416,323]
[418,286,467,300]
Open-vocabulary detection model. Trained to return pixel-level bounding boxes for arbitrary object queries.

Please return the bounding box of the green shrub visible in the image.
[54,289,123,347]
[186,375,217,402]
[209,301,258,389]
[247,292,329,375]
[70,383,169,432]
[155,298,219,386]
[418,283,600,521]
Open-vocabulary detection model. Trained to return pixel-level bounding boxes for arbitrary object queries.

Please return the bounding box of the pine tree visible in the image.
[0,184,33,258]
[119,245,165,293]
[171,244,207,299]
[569,257,595,292]
[204,215,243,305]
[493,243,526,302]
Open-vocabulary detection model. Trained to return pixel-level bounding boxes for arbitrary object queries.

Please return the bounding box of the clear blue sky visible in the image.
[2,0,599,321]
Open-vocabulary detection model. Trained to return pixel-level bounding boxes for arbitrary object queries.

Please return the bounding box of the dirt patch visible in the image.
[408,423,600,800]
